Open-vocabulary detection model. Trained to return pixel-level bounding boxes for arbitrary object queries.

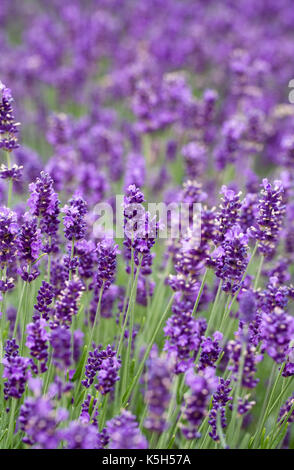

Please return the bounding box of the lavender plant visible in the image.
[0,0,293,451]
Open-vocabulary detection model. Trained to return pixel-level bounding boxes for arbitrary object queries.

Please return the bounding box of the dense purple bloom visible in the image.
[208,225,249,293]
[251,179,286,257]
[3,355,31,400]
[95,239,118,291]
[61,422,100,449]
[260,307,294,363]
[28,171,59,218]
[80,394,98,426]
[33,281,54,321]
[50,326,72,369]
[63,195,87,241]
[144,347,172,433]
[82,345,121,395]
[4,338,19,358]
[106,410,148,449]
[198,331,223,371]
[182,141,207,178]
[164,298,207,374]
[182,367,218,439]
[278,393,294,424]
[0,163,22,181]
[17,216,42,264]
[0,82,20,151]
[208,378,232,441]
[227,339,263,389]
[214,186,242,244]
[51,276,85,328]
[26,318,49,373]
[237,396,256,416]
[0,206,18,268]
[19,380,67,449]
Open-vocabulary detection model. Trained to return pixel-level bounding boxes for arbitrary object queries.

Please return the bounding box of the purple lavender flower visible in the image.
[3,355,31,400]
[208,378,232,441]
[106,410,148,449]
[144,347,172,433]
[0,82,20,151]
[50,326,72,369]
[227,340,263,388]
[28,171,60,250]
[80,394,98,426]
[19,380,67,449]
[82,345,121,395]
[237,396,256,416]
[95,238,119,291]
[198,331,223,371]
[0,163,23,181]
[52,276,85,328]
[182,367,218,440]
[0,206,18,268]
[33,280,54,321]
[63,195,87,241]
[26,318,49,373]
[4,338,19,358]
[182,141,207,178]
[260,307,294,363]
[61,421,100,449]
[214,186,242,244]
[251,179,286,257]
[164,298,207,374]
[17,215,42,264]
[278,393,294,424]
[208,225,249,293]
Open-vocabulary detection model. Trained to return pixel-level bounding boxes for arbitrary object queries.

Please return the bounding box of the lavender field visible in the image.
[0,0,294,450]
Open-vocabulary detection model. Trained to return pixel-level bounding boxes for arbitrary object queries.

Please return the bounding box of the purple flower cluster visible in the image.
[106,410,148,449]
[208,378,232,441]
[164,298,207,374]
[0,82,19,151]
[82,345,121,395]
[182,367,218,440]
[144,347,172,433]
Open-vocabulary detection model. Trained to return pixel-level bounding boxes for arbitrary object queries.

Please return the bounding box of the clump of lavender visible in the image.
[144,347,173,433]
[214,186,242,244]
[181,367,218,439]
[82,345,121,395]
[61,421,100,449]
[50,326,72,370]
[19,378,67,449]
[28,171,60,251]
[198,331,223,371]
[164,298,207,374]
[227,339,263,388]
[0,82,20,151]
[260,307,294,363]
[26,318,49,373]
[278,393,294,424]
[33,281,55,321]
[208,378,232,441]
[63,195,87,241]
[208,225,249,293]
[0,206,18,269]
[3,354,31,401]
[51,276,85,328]
[95,238,119,291]
[251,179,286,258]
[106,410,148,449]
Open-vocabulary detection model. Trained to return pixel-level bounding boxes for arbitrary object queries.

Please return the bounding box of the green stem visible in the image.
[192,268,208,317]
[121,294,175,408]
